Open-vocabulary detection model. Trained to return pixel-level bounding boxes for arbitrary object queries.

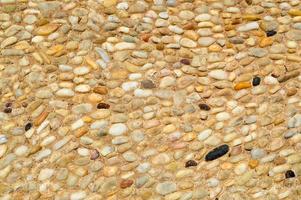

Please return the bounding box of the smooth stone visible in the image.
[198,37,215,47]
[55,88,75,97]
[288,114,301,128]
[208,70,228,80]
[205,144,229,161]
[109,123,127,136]
[75,84,91,93]
[0,135,7,144]
[137,162,151,173]
[237,22,259,32]
[1,36,17,48]
[198,129,212,141]
[73,66,90,75]
[70,191,86,200]
[180,38,197,48]
[251,148,266,159]
[156,182,177,195]
[122,151,138,162]
[36,88,53,99]
[72,104,93,114]
[216,112,231,121]
[38,168,54,181]
[122,81,139,91]
[249,48,268,57]
[14,145,28,156]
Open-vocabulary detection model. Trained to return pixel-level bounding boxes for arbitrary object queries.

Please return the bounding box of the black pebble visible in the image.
[199,103,210,111]
[3,107,12,113]
[252,77,261,86]
[97,103,110,109]
[25,122,32,131]
[185,160,198,168]
[205,144,229,161]
[285,170,295,179]
[266,30,277,37]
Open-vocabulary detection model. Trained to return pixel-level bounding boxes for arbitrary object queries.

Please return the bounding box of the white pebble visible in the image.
[237,22,259,32]
[121,81,139,91]
[38,168,54,181]
[55,88,75,97]
[14,145,28,156]
[208,70,228,80]
[70,191,86,200]
[73,66,90,75]
[109,123,127,136]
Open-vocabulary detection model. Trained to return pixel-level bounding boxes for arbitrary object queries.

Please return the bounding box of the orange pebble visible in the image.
[34,111,49,126]
[249,159,259,169]
[234,82,252,90]
[259,37,273,47]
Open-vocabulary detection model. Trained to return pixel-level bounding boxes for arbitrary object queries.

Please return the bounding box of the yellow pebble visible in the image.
[46,45,64,55]
[288,9,301,16]
[249,159,259,169]
[208,44,222,52]
[195,85,203,92]
[182,132,196,142]
[85,56,98,70]
[243,14,261,21]
[82,116,92,123]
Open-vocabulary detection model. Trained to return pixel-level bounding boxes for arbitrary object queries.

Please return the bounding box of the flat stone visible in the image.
[35,24,60,35]
[156,182,177,195]
[109,123,127,136]
[180,38,197,48]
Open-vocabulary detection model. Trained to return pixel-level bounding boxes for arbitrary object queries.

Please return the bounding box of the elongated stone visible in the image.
[205,144,229,161]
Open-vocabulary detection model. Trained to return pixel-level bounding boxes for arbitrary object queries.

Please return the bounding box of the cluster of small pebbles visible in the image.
[1,0,301,199]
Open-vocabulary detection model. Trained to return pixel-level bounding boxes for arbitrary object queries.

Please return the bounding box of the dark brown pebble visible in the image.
[199,103,210,111]
[285,170,295,178]
[22,102,28,107]
[245,0,252,5]
[3,107,12,113]
[97,103,110,109]
[25,122,32,131]
[185,160,198,168]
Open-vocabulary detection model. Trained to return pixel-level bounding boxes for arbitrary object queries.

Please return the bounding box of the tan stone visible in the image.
[35,24,60,35]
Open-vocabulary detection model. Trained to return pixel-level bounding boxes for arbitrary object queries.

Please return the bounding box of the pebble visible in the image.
[109,123,127,136]
[180,38,197,48]
[185,160,197,168]
[251,148,266,159]
[252,77,261,86]
[208,70,228,80]
[0,135,8,144]
[55,88,75,97]
[156,182,177,195]
[38,168,54,181]
[285,170,295,178]
[70,191,86,200]
[205,144,229,161]
[237,22,259,32]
